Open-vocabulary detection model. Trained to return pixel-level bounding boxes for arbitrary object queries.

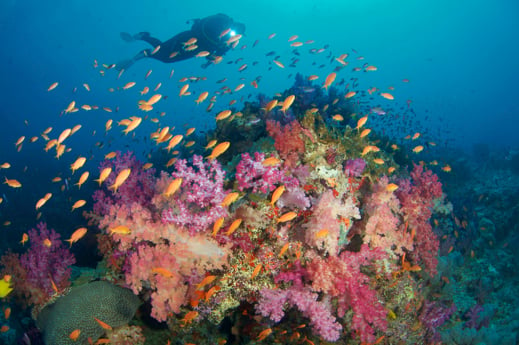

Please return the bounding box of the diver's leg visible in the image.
[120,32,162,47]
[134,32,162,47]
[116,49,151,71]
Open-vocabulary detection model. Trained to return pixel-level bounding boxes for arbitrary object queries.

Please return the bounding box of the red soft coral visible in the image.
[266,119,305,168]
[396,163,443,275]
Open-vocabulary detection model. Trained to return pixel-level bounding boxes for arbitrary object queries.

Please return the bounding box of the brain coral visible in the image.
[36,280,141,345]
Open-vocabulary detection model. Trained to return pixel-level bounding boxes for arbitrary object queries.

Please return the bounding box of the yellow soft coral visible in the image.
[0,276,13,298]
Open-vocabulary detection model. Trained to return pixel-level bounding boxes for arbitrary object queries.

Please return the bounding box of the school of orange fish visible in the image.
[0,29,452,344]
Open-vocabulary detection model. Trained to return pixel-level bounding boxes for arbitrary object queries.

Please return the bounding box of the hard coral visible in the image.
[36,281,140,345]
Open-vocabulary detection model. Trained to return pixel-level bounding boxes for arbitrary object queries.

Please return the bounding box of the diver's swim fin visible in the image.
[115,50,147,71]
[115,59,135,71]
[120,32,134,42]
[120,32,151,42]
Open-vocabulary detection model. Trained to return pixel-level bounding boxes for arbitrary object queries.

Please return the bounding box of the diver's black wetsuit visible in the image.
[117,14,245,70]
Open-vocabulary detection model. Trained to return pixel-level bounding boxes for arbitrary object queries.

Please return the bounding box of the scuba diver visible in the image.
[117,13,245,70]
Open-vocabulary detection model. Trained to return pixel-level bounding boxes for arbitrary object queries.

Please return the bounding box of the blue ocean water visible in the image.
[0,0,518,344]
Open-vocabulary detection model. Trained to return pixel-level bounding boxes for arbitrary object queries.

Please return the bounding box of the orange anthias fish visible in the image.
[360,128,371,138]
[205,285,221,301]
[105,152,117,159]
[69,329,81,341]
[262,157,281,166]
[164,178,183,197]
[277,211,297,223]
[196,275,217,290]
[20,233,29,245]
[257,328,272,341]
[263,99,278,112]
[344,91,356,99]
[109,168,131,193]
[185,127,196,136]
[221,192,239,206]
[95,167,112,186]
[216,110,232,121]
[147,94,162,105]
[71,199,86,211]
[270,185,285,205]
[250,263,262,279]
[323,72,336,90]
[180,311,198,326]
[165,135,183,152]
[212,217,225,236]
[66,227,88,247]
[4,307,11,320]
[207,142,230,160]
[195,91,209,104]
[280,95,295,113]
[110,225,131,235]
[386,183,399,192]
[380,92,394,100]
[35,193,52,210]
[122,81,136,90]
[75,171,89,189]
[152,267,175,278]
[315,228,329,239]
[121,117,142,134]
[4,178,22,188]
[225,218,242,236]
[205,140,217,150]
[47,82,59,91]
[412,145,424,153]
[93,317,112,331]
[356,115,368,129]
[442,164,452,172]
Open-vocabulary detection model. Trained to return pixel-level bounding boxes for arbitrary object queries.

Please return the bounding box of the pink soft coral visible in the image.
[306,245,388,343]
[121,222,230,321]
[235,151,298,194]
[364,176,413,256]
[126,243,186,321]
[303,190,360,255]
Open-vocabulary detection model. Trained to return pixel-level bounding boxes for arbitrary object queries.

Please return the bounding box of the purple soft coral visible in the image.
[20,222,76,296]
[161,155,228,234]
[256,286,342,341]
[92,151,156,216]
[344,158,366,177]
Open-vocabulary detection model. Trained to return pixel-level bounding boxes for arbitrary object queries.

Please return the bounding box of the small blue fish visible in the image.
[370,107,386,115]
